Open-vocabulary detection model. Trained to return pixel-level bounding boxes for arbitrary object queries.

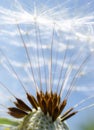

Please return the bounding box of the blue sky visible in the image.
[0,0,94,130]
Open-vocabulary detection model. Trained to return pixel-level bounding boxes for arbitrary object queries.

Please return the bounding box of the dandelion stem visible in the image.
[65,54,90,99]
[37,24,48,92]
[34,20,42,91]
[0,49,27,93]
[16,24,39,92]
[78,104,94,112]
[49,23,55,92]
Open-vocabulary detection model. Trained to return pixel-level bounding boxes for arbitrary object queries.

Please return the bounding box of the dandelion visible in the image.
[0,0,94,130]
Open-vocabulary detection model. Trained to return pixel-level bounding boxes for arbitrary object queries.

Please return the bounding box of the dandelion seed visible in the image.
[0,0,94,130]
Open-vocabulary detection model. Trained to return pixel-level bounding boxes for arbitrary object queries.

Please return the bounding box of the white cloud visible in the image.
[0,0,94,112]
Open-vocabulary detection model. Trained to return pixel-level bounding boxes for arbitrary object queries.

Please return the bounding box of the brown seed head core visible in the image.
[36,91,66,121]
[8,91,77,122]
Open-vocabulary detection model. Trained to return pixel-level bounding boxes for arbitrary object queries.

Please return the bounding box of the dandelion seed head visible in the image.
[17,108,69,130]
[0,0,94,130]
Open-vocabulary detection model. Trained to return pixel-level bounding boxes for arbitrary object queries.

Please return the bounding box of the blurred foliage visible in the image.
[0,118,19,130]
[0,118,19,126]
[81,121,94,130]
